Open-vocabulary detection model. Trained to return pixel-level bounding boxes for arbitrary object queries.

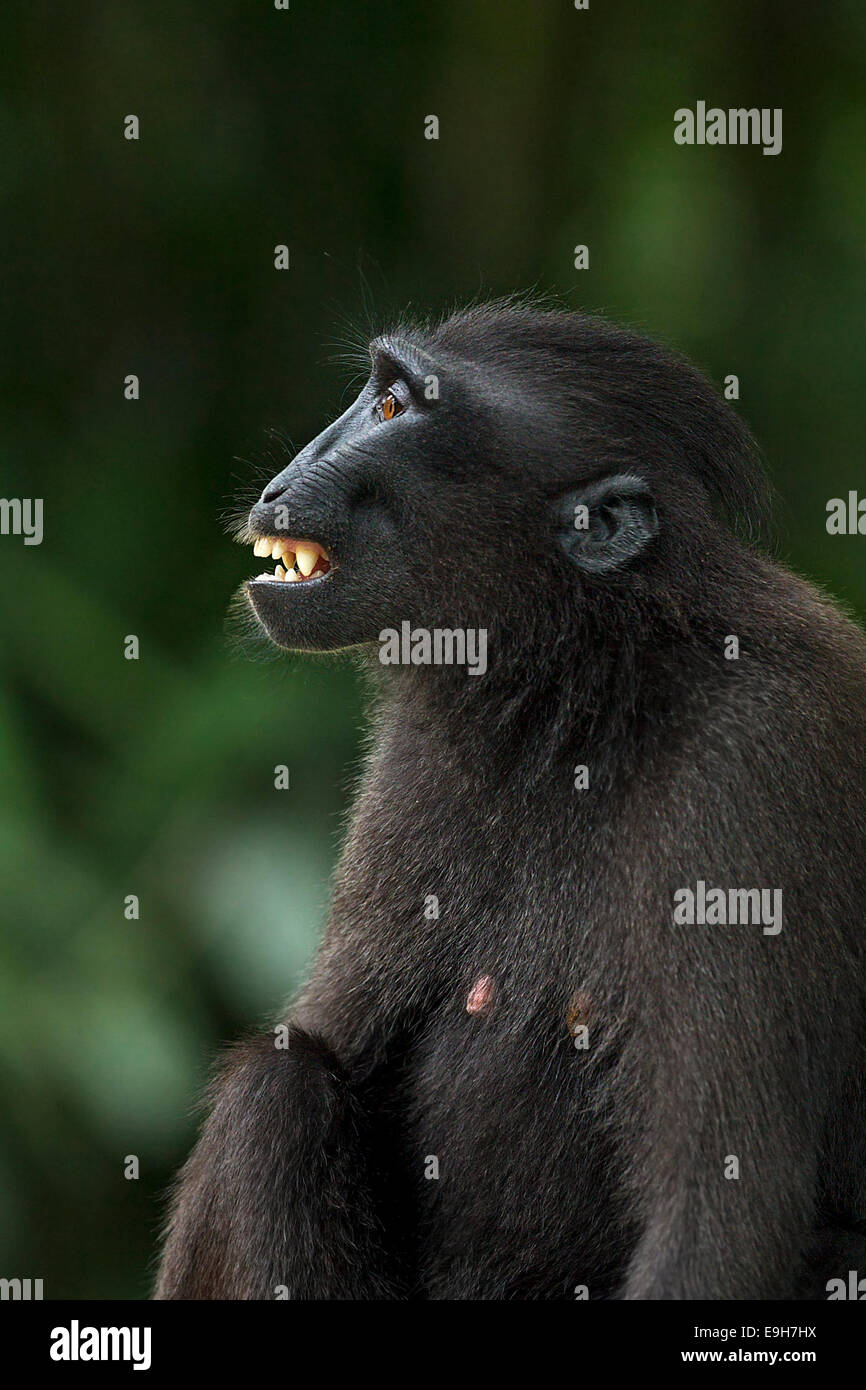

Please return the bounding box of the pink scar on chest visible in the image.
[466,974,496,1015]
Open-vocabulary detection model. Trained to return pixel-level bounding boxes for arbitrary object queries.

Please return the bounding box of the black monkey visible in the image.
[156,302,866,1300]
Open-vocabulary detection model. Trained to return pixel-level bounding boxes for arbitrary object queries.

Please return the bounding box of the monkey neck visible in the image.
[365,598,704,791]
[361,535,762,790]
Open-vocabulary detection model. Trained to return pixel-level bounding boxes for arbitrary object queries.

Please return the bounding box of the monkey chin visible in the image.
[243,573,392,657]
[243,574,347,653]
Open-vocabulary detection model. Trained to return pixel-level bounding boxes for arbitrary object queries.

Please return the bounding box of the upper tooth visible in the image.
[253,537,270,558]
[270,539,285,560]
[295,543,318,577]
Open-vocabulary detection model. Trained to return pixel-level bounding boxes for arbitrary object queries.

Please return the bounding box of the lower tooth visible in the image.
[275,564,286,580]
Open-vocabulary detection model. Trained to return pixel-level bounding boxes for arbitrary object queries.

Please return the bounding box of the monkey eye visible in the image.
[374,387,405,423]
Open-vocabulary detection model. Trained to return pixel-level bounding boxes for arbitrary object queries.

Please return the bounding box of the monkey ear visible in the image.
[554,474,659,574]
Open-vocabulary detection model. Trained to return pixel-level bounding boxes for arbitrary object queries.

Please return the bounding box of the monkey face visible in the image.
[241,303,763,656]
[242,331,508,653]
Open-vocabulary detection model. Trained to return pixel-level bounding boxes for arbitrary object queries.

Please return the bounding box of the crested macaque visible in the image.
[156,302,866,1300]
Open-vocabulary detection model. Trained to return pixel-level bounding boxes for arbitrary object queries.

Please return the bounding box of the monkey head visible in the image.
[241,303,768,661]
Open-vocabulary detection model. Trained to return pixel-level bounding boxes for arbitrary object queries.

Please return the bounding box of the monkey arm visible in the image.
[616,754,849,1300]
[617,924,828,1300]
[154,1026,401,1300]
[621,1064,820,1302]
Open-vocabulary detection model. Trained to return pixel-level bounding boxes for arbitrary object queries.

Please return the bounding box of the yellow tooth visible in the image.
[270,539,284,560]
[283,550,296,572]
[253,537,270,558]
[284,566,300,582]
[275,564,286,580]
[295,543,318,577]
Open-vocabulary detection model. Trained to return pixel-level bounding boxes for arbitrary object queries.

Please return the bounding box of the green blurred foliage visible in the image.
[0,0,864,1296]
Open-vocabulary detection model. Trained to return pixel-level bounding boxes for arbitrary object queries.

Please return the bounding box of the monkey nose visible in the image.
[262,476,288,504]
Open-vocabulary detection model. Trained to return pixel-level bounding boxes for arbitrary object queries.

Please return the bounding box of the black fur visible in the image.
[156,302,866,1300]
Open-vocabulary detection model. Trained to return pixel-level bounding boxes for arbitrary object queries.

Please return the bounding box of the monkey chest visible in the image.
[403,974,627,1292]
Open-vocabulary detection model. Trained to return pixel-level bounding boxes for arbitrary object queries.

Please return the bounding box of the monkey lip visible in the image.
[246,535,334,586]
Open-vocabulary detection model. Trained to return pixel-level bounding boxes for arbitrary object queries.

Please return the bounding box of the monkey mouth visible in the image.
[247,536,334,585]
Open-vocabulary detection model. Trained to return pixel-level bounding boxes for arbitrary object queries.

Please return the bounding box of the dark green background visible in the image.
[1,1,864,1297]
